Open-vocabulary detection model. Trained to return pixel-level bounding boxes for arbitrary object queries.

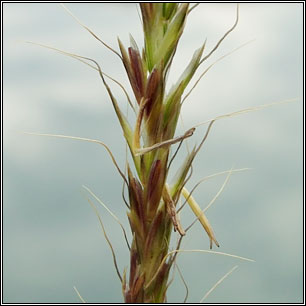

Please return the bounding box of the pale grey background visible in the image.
[3,2,303,303]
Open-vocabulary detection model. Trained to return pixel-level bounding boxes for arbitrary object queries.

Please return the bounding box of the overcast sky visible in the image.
[3,2,303,303]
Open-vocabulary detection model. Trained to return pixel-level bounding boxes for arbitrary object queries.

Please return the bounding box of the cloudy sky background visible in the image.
[3,3,303,303]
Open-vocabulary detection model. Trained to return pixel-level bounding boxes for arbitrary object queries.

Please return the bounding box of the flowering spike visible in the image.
[108,3,241,303]
[28,1,254,303]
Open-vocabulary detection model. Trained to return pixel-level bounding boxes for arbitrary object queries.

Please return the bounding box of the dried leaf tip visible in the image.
[181,187,219,249]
